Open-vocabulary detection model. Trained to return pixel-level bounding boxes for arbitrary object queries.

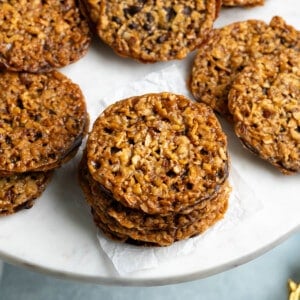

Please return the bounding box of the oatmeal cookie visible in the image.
[0,171,53,215]
[228,49,300,174]
[189,17,300,118]
[0,0,91,72]
[0,70,88,175]
[222,0,264,6]
[89,0,220,62]
[86,93,228,215]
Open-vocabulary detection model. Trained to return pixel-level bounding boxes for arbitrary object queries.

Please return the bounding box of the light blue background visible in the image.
[0,232,299,300]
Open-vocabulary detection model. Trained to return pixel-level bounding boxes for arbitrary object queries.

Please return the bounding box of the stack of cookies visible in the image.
[0,1,90,214]
[0,71,88,215]
[80,0,220,62]
[190,16,300,174]
[79,92,230,246]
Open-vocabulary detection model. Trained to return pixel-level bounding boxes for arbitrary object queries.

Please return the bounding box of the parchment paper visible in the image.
[91,65,263,275]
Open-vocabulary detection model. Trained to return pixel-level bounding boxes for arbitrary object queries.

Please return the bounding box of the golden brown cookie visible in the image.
[0,70,88,175]
[79,153,229,231]
[80,155,230,247]
[222,0,264,6]
[90,181,229,246]
[189,17,300,118]
[228,49,300,174]
[0,171,53,215]
[91,209,163,246]
[83,0,220,62]
[86,93,229,215]
[0,0,91,72]
[288,280,300,300]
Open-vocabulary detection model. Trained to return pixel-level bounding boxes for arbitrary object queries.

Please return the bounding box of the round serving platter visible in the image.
[0,0,299,286]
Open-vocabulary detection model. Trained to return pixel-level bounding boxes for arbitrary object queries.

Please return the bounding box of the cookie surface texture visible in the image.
[0,0,91,72]
[0,171,53,215]
[96,0,220,62]
[189,17,300,118]
[87,93,228,214]
[0,71,88,174]
[228,49,300,174]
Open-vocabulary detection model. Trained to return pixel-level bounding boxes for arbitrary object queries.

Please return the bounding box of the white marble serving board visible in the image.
[0,0,299,286]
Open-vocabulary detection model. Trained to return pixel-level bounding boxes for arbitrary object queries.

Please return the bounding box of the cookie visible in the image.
[86,93,228,215]
[0,0,91,72]
[90,181,229,246]
[84,0,220,62]
[0,171,53,215]
[228,49,300,174]
[0,70,88,175]
[189,17,300,118]
[79,154,229,230]
[91,210,162,246]
[222,0,264,6]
